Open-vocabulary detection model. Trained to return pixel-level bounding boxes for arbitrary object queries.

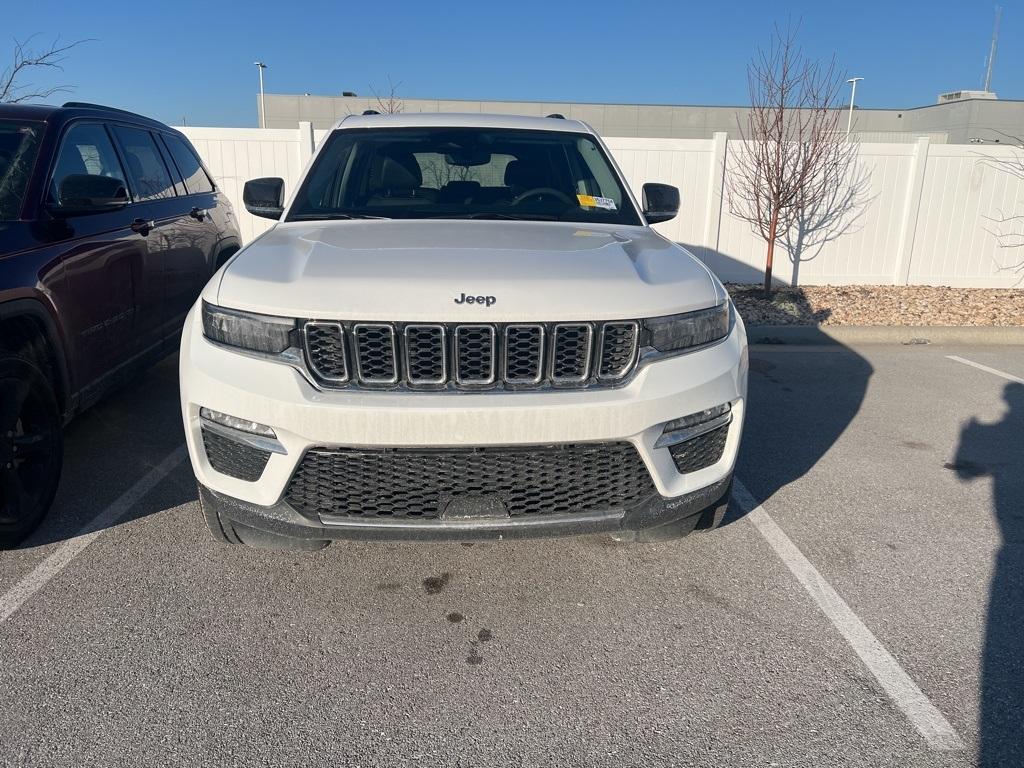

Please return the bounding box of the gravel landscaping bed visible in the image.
[727,284,1024,327]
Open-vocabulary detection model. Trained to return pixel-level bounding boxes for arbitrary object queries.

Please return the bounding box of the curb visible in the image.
[747,325,1024,346]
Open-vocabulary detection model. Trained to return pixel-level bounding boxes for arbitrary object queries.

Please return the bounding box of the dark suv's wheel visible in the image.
[0,355,63,548]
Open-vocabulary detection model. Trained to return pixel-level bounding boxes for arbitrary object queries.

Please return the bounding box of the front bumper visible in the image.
[179,304,748,540]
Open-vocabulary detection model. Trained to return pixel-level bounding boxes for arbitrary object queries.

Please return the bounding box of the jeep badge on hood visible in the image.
[454,293,496,306]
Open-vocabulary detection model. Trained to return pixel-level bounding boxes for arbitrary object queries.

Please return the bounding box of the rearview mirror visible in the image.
[49,174,129,217]
[244,177,285,220]
[642,183,680,224]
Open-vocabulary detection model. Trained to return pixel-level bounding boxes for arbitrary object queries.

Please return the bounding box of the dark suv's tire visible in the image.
[0,355,63,548]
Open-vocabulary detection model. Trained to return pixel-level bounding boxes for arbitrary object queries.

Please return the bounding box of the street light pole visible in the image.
[254,61,267,128]
[846,77,863,139]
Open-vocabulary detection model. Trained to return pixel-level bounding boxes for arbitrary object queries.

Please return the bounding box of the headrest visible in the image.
[376,152,422,189]
[504,159,547,190]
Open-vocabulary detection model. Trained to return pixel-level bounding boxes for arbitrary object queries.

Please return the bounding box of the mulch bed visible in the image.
[727,285,1024,327]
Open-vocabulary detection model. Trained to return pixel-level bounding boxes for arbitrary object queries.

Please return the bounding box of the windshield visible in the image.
[0,120,43,221]
[288,127,642,225]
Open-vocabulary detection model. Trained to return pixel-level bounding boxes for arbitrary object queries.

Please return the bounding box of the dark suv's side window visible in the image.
[161,134,214,195]
[111,125,176,201]
[48,123,127,205]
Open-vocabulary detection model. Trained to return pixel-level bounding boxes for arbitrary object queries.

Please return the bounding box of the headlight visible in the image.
[642,302,730,353]
[201,301,296,354]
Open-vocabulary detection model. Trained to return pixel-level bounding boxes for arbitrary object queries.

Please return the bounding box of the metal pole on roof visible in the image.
[846,77,864,139]
[254,61,267,128]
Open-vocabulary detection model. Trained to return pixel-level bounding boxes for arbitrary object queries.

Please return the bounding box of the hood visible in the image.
[215,219,722,322]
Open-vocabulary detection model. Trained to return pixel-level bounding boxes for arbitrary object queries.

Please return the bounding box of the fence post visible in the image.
[702,132,729,255]
[298,121,315,168]
[892,136,930,285]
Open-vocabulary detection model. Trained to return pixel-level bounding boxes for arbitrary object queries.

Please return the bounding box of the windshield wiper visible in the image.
[425,212,557,221]
[290,213,390,221]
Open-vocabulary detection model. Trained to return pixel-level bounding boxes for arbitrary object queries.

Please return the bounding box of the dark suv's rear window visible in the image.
[0,120,43,221]
[162,134,214,194]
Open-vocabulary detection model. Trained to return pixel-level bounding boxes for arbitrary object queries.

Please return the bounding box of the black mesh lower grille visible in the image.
[668,424,729,473]
[202,428,271,482]
[285,443,656,520]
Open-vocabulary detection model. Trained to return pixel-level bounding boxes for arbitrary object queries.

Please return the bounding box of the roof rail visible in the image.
[61,102,155,121]
[545,113,566,119]
[362,109,381,116]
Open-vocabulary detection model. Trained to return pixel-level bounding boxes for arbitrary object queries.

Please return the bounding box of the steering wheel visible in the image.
[511,187,574,206]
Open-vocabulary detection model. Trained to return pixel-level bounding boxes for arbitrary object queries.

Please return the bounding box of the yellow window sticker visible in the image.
[577,194,617,211]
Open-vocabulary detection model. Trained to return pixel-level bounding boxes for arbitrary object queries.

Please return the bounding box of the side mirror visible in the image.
[243,177,285,220]
[49,174,129,217]
[642,183,680,225]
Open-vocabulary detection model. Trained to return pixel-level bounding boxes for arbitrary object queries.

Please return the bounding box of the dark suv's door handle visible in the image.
[130,218,156,234]
[189,207,207,221]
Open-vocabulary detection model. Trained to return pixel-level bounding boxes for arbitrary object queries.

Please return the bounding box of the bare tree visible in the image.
[981,136,1024,282]
[727,24,856,295]
[1,36,90,104]
[370,76,404,114]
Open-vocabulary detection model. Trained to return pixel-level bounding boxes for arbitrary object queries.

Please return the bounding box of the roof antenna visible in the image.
[983,5,1002,93]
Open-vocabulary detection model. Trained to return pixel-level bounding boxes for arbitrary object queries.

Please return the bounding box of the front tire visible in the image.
[0,356,63,549]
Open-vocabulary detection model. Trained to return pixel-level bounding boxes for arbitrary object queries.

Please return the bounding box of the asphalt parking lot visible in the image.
[0,341,1021,767]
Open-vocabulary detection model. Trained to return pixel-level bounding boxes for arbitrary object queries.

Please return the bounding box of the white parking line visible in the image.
[946,355,1024,384]
[0,446,187,624]
[733,479,965,752]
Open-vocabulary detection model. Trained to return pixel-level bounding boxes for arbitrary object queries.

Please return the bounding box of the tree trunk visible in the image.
[764,211,779,297]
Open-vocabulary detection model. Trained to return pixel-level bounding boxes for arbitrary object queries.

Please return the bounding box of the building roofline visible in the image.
[266,92,1024,113]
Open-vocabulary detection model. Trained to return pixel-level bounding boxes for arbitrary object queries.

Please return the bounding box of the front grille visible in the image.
[668,423,729,473]
[285,443,656,520]
[303,321,640,390]
[202,427,271,481]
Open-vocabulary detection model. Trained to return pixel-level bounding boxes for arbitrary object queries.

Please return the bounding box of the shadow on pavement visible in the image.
[17,355,194,549]
[672,248,874,525]
[950,382,1024,768]
[723,328,873,525]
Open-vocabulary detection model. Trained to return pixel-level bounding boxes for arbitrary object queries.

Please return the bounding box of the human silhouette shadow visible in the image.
[949,382,1024,767]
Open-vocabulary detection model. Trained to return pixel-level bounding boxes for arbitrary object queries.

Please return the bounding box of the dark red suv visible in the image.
[0,102,240,546]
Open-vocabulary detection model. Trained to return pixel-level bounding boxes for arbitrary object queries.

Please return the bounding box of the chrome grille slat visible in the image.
[352,324,398,384]
[304,320,637,390]
[597,321,639,381]
[304,321,348,382]
[454,324,496,385]
[550,324,593,384]
[404,325,447,385]
[504,325,545,385]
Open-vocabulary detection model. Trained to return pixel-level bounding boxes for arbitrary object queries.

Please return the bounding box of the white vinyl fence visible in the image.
[181,124,1024,288]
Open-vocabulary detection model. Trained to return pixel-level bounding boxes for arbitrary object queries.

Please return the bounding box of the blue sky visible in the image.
[8,0,1021,127]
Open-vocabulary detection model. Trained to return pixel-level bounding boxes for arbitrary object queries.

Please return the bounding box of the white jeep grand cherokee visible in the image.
[179,113,748,550]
